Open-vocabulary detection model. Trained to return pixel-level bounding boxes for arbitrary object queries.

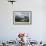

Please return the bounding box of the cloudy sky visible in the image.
[14,12,30,18]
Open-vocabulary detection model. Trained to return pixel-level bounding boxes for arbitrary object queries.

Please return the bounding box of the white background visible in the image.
[0,0,46,42]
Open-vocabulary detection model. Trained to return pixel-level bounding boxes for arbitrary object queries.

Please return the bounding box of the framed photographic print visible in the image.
[13,11,32,25]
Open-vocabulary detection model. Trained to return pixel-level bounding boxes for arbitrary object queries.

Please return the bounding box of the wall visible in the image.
[0,0,46,41]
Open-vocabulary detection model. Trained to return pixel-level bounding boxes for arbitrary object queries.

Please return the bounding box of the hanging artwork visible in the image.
[13,11,32,25]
